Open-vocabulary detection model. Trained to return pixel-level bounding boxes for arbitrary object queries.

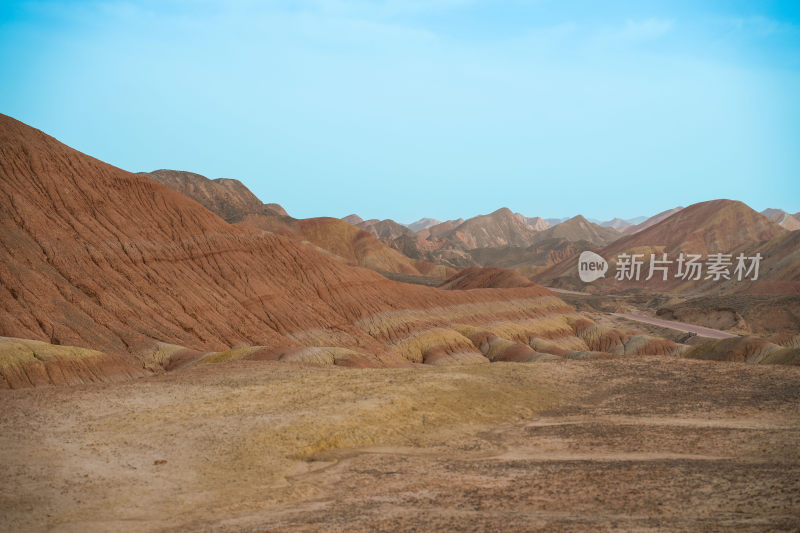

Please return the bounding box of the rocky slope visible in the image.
[437,267,536,290]
[0,114,644,386]
[406,218,441,232]
[682,335,800,365]
[145,169,288,220]
[442,207,542,249]
[357,218,416,242]
[366,209,557,270]
[530,215,621,247]
[0,336,145,389]
[535,200,790,293]
[145,170,450,278]
[294,217,451,278]
[620,206,684,235]
[761,208,800,231]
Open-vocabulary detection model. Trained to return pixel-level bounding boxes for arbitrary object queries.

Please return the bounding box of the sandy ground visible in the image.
[1,357,799,532]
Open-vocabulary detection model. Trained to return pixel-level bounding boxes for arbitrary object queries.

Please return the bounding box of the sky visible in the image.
[1,0,799,223]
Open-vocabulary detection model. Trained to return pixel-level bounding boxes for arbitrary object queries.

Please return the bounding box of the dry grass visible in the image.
[3,357,798,532]
[0,361,563,532]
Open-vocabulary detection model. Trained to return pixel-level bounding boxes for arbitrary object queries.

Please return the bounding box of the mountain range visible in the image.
[535,199,796,293]
[3,113,665,387]
[144,170,453,280]
[761,208,800,231]
[1,113,797,388]
[145,165,797,297]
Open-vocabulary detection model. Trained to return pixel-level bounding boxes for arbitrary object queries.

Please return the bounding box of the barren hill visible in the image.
[444,207,542,249]
[406,218,441,232]
[621,206,684,235]
[377,209,551,270]
[0,114,623,386]
[342,214,364,225]
[438,267,535,290]
[144,170,449,279]
[145,169,288,220]
[761,208,800,231]
[531,215,621,247]
[357,218,415,242]
[294,217,450,277]
[603,200,784,257]
[535,199,790,292]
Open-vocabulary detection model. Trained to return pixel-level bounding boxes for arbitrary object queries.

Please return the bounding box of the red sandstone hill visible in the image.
[293,217,453,278]
[535,200,791,293]
[531,215,620,247]
[438,267,535,290]
[368,211,617,274]
[363,209,556,270]
[420,216,620,277]
[144,169,288,220]
[1,114,631,387]
[406,217,442,232]
[145,170,451,279]
[357,218,416,243]
[440,207,541,249]
[761,208,800,231]
[620,206,684,235]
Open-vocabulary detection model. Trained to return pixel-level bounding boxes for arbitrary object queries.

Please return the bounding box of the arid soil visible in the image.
[2,357,798,532]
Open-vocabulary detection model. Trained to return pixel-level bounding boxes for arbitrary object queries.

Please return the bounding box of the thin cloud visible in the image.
[606,18,674,42]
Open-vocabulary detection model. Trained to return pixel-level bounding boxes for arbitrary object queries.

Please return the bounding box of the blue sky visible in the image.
[1,1,799,222]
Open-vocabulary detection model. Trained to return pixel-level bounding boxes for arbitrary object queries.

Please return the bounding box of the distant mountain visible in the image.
[441,207,541,249]
[526,217,550,231]
[531,215,622,247]
[295,217,452,278]
[1,113,587,379]
[604,200,784,257]
[342,214,364,225]
[544,217,568,227]
[438,267,535,290]
[620,207,684,235]
[357,218,415,241]
[467,238,596,278]
[145,169,289,221]
[419,219,464,239]
[458,216,621,277]
[761,209,800,231]
[360,210,614,272]
[598,218,628,230]
[598,217,647,230]
[406,218,441,232]
[535,200,790,293]
[146,171,452,279]
[356,209,551,270]
[730,229,800,294]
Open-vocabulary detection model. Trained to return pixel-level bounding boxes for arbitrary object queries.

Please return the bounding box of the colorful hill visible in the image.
[0,114,640,386]
[145,170,450,278]
[535,200,791,293]
[438,267,536,290]
[620,206,684,235]
[761,208,800,231]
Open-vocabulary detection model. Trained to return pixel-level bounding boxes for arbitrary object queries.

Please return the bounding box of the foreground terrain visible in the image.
[1,357,798,532]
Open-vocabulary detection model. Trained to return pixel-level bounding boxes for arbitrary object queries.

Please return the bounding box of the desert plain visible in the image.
[2,356,798,532]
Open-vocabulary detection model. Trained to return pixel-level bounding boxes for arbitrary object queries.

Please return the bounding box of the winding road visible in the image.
[543,287,738,339]
[611,312,737,339]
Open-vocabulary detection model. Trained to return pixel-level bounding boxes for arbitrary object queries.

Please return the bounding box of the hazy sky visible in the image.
[2,1,799,222]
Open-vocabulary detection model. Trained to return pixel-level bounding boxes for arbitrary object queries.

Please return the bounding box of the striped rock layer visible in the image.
[0,114,679,387]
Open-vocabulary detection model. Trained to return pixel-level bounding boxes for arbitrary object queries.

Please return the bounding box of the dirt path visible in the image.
[546,287,590,296]
[612,312,738,339]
